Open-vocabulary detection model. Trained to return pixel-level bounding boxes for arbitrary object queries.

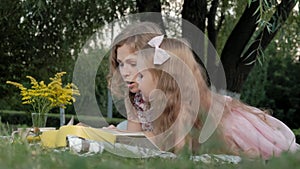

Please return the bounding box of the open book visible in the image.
[40,125,160,151]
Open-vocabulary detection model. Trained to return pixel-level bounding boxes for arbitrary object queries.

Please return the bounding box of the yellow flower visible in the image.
[6,72,80,115]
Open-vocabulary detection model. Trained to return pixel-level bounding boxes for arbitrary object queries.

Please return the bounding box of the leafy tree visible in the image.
[0,0,135,116]
[1,0,299,127]
[136,0,298,93]
[138,0,299,128]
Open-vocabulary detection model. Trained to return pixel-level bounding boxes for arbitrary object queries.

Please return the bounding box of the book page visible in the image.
[98,128,161,151]
[99,128,145,136]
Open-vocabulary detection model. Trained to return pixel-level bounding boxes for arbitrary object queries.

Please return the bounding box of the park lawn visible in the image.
[0,138,300,169]
[0,122,299,168]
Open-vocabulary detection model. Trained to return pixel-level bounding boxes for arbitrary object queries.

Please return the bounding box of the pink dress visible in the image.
[221,97,299,159]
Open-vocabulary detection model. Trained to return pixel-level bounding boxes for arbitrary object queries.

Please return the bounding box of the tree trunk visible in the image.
[220,1,260,92]
[136,0,165,32]
[206,0,225,90]
[222,0,297,93]
[182,0,207,32]
[181,0,207,71]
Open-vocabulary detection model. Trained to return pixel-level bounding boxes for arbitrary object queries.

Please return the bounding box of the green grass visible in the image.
[1,122,300,169]
[0,136,299,169]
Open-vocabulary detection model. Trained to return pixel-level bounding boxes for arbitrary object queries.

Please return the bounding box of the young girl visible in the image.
[107,22,163,131]
[136,36,299,159]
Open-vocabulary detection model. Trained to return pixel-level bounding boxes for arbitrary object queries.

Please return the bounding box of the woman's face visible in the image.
[117,44,139,93]
[137,70,158,102]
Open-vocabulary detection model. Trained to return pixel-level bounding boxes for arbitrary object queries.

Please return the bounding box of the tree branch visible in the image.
[223,0,297,92]
[219,1,260,92]
[221,0,260,67]
[207,0,219,47]
[241,0,297,65]
[216,12,225,33]
[181,0,207,70]
[182,0,207,33]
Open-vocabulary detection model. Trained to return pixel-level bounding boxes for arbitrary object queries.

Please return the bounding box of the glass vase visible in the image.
[31,112,48,129]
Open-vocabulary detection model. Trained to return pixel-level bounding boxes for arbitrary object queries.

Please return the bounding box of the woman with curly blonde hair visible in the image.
[107,22,163,131]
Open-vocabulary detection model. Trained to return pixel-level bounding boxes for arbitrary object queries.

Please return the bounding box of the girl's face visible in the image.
[117,44,139,93]
[137,70,158,102]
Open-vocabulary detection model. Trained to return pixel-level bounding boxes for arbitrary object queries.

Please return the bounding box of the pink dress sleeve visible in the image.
[222,105,299,159]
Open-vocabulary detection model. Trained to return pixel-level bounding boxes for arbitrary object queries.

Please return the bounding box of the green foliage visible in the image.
[293,128,300,143]
[241,53,300,129]
[1,0,299,128]
[240,57,268,107]
[241,54,300,129]
[266,56,300,129]
[241,9,300,129]
[0,0,136,118]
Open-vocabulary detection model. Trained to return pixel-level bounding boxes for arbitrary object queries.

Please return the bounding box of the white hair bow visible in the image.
[147,35,170,65]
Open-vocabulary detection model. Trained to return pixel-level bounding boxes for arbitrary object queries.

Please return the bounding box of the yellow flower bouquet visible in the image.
[6,72,80,128]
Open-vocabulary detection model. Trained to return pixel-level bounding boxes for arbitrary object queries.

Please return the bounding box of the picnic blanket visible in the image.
[7,124,241,163]
[66,135,241,164]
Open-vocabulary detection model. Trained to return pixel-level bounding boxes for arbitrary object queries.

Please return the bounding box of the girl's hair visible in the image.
[137,38,211,150]
[138,37,271,153]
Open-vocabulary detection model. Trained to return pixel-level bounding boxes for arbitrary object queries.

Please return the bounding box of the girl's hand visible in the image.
[102,124,116,129]
[76,122,90,127]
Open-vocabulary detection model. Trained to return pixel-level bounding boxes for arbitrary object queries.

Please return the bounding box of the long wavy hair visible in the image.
[138,37,272,153]
[137,38,211,151]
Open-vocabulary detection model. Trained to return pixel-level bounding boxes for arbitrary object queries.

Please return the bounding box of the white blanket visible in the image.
[66,135,241,164]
